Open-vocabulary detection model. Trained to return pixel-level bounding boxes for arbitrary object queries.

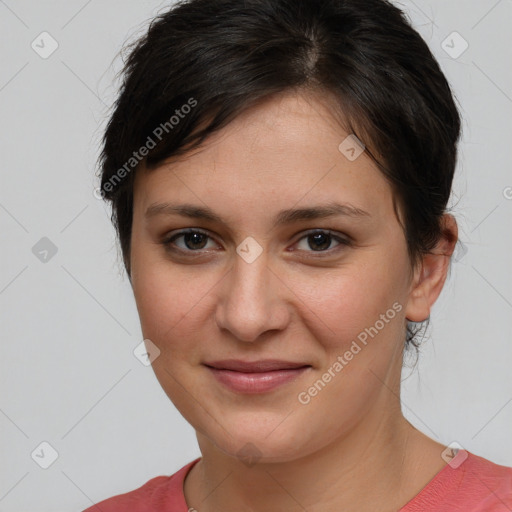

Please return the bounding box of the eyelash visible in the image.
[161,228,351,257]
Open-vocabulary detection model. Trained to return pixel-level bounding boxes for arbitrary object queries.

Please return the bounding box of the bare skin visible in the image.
[129,89,458,512]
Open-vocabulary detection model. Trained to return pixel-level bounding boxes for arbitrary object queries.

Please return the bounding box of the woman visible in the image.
[87,0,512,510]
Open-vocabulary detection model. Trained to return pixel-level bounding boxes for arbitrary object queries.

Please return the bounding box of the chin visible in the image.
[205,418,316,465]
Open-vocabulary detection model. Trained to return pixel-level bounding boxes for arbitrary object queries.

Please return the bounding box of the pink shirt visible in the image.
[83,451,512,511]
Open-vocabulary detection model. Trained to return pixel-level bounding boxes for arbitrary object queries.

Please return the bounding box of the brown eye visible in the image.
[295,230,350,254]
[163,229,217,252]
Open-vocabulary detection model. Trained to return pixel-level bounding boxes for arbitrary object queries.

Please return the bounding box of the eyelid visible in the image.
[294,228,349,242]
[290,229,351,253]
[163,228,220,249]
[162,228,351,255]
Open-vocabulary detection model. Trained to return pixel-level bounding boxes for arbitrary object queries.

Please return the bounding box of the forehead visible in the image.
[132,90,392,220]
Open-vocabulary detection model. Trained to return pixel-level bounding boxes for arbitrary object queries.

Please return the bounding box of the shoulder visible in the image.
[452,452,512,512]
[467,453,512,490]
[401,451,512,512]
[81,458,200,512]
[81,475,171,512]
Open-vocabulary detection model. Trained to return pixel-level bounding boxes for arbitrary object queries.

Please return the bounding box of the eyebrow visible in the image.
[145,201,371,225]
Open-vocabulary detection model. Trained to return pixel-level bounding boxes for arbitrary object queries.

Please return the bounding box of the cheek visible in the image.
[130,259,213,406]
[291,265,407,435]
[131,253,204,345]
[288,260,407,355]
[131,257,229,370]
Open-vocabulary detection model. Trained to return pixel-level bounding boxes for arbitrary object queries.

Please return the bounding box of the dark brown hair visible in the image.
[98,0,462,347]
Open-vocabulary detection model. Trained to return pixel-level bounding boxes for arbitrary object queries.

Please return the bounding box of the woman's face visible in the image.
[130,90,419,463]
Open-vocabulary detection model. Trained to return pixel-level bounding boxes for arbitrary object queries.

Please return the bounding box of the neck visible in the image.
[184,406,446,512]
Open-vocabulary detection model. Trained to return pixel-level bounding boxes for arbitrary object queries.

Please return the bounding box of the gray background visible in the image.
[1,1,511,510]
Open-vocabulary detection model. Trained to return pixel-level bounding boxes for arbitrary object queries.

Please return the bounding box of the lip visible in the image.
[203,359,312,394]
[204,359,311,372]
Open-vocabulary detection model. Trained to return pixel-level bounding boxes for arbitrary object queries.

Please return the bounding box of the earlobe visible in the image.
[405,287,430,322]
[404,214,458,322]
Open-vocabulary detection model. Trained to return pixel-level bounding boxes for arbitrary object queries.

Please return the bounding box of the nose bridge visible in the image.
[216,248,286,342]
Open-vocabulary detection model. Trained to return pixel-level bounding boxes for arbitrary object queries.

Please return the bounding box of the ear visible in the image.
[405,214,458,322]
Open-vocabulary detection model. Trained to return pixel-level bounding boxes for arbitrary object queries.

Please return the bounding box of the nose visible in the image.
[215,251,290,343]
